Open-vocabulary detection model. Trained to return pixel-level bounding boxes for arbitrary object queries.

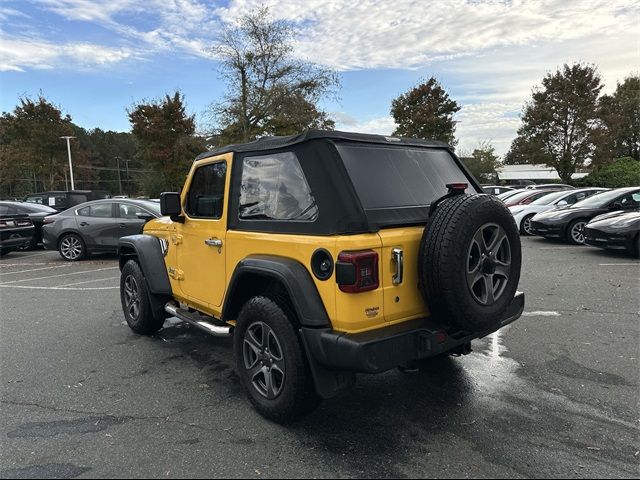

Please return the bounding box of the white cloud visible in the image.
[218,0,639,70]
[3,0,636,152]
[333,112,396,136]
[0,36,134,72]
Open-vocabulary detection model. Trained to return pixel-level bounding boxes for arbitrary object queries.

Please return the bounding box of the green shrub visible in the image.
[580,157,640,188]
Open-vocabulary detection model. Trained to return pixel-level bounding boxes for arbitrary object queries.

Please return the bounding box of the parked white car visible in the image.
[509,188,608,235]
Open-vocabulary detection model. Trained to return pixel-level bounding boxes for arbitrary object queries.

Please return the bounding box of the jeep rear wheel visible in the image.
[234,296,320,423]
[419,194,521,331]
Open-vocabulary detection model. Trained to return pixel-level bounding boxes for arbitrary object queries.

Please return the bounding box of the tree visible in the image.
[391,77,460,146]
[505,64,603,182]
[595,75,640,163]
[211,6,338,145]
[578,157,640,188]
[461,141,500,182]
[74,127,138,195]
[129,92,206,196]
[0,95,94,197]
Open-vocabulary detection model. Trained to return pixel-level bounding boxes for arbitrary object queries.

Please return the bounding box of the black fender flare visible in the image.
[118,234,172,296]
[221,255,330,328]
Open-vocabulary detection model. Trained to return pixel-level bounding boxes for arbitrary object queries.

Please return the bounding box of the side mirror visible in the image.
[135,212,155,222]
[556,200,568,207]
[160,192,182,221]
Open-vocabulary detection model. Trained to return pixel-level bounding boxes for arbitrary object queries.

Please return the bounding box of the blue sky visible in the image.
[1,0,638,156]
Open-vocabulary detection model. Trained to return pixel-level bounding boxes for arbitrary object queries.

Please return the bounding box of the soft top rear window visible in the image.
[337,143,474,210]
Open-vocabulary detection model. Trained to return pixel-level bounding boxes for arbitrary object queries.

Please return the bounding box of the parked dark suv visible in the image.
[24,190,109,212]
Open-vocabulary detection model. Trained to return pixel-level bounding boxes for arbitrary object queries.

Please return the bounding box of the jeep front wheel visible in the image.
[120,260,165,335]
[234,296,320,423]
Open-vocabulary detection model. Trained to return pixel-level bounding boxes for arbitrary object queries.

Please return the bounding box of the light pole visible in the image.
[60,136,76,190]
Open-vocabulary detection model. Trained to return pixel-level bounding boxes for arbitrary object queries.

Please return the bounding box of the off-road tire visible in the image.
[234,296,320,423]
[419,194,521,331]
[120,260,165,335]
[58,233,87,261]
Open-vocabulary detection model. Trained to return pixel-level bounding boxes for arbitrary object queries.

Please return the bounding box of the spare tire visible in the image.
[418,194,521,331]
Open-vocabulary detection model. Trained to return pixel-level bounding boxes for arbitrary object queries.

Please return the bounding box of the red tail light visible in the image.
[16,219,32,227]
[521,198,533,204]
[43,216,56,225]
[336,250,379,293]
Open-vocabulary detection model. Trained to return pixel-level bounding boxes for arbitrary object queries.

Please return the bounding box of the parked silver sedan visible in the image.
[42,199,160,261]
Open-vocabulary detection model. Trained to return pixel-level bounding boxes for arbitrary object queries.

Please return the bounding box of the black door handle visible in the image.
[79,222,89,227]
[119,223,126,228]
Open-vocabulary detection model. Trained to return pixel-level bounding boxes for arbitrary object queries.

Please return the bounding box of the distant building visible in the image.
[496,164,588,184]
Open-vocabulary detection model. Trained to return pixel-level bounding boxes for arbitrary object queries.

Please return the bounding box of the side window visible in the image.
[0,205,8,214]
[119,204,145,219]
[239,152,318,221]
[615,193,639,209]
[186,162,227,219]
[77,204,114,218]
[77,206,91,216]
[563,193,578,205]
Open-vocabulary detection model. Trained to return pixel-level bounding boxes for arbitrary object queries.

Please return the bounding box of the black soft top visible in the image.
[197,130,449,160]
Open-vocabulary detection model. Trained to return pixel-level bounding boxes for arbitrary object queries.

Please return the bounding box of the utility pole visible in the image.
[115,156,122,195]
[60,136,76,190]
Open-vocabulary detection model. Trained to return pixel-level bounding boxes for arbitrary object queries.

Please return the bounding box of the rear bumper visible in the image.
[0,226,34,250]
[302,291,525,374]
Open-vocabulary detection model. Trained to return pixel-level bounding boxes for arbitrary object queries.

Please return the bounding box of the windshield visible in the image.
[531,190,568,205]
[337,144,473,209]
[572,189,633,208]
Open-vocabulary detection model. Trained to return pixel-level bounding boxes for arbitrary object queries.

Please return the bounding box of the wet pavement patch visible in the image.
[0,463,91,479]
[6,416,128,438]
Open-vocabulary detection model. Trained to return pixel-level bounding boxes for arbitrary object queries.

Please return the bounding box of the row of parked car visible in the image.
[0,199,160,258]
[488,185,640,257]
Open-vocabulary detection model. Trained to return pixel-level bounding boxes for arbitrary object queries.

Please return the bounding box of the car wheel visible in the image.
[58,233,86,261]
[120,260,165,335]
[234,296,320,423]
[567,219,587,245]
[520,214,535,236]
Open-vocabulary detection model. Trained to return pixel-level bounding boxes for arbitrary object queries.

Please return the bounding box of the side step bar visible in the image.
[164,302,232,337]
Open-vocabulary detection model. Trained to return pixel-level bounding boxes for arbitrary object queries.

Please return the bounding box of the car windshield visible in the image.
[572,189,634,208]
[530,190,569,205]
[506,191,540,203]
[498,189,524,200]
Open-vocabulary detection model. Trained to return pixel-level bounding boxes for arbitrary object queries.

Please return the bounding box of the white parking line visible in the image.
[2,251,52,259]
[59,276,119,287]
[598,263,639,266]
[0,265,72,276]
[0,263,56,267]
[0,267,118,285]
[522,311,561,317]
[0,284,118,291]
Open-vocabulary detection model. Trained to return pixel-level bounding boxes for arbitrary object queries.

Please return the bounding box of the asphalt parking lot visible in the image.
[0,238,638,479]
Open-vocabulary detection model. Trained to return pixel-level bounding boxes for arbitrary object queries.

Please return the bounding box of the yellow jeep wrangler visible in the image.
[118,131,524,422]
